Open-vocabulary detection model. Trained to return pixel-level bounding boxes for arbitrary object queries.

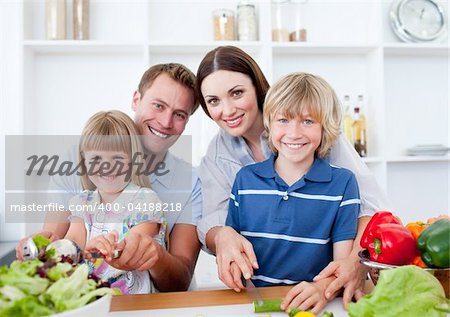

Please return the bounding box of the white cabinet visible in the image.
[13,0,450,225]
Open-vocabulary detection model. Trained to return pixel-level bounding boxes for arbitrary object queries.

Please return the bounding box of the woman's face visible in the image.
[201,70,261,138]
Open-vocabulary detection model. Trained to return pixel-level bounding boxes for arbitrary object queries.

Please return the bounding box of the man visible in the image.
[16,63,202,292]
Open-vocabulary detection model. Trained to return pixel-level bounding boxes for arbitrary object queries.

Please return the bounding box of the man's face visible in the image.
[132,73,194,156]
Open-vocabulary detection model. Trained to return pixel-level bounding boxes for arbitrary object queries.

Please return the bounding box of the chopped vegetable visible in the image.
[292,312,315,317]
[348,265,449,317]
[253,299,283,313]
[0,237,114,317]
[362,223,417,265]
[417,219,450,268]
[32,236,51,251]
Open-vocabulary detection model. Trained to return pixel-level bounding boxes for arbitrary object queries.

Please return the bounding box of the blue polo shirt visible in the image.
[226,154,359,287]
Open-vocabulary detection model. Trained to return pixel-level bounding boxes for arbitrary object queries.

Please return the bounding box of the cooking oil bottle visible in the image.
[352,94,367,157]
[342,95,353,144]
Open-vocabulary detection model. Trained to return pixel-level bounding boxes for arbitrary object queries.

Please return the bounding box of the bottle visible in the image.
[212,9,236,41]
[45,0,66,40]
[237,1,258,41]
[342,95,353,144]
[73,0,89,40]
[352,95,367,157]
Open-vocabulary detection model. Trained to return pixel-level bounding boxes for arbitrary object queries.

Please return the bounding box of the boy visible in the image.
[226,73,360,313]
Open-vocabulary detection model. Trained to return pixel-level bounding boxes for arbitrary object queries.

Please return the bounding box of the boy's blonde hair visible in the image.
[263,72,342,158]
[79,110,151,190]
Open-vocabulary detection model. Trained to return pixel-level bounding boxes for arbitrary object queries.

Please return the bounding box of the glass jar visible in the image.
[45,0,66,40]
[212,9,235,41]
[237,1,258,41]
[272,0,308,42]
[73,0,90,40]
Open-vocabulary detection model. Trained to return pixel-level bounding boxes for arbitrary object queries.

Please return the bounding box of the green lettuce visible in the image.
[44,264,113,312]
[32,235,51,251]
[0,296,53,317]
[0,269,49,295]
[348,265,448,317]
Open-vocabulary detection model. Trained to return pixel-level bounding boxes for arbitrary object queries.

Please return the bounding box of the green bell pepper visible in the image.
[417,219,450,268]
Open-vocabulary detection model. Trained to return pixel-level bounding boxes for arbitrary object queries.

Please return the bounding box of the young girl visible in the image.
[225,73,360,313]
[65,110,164,294]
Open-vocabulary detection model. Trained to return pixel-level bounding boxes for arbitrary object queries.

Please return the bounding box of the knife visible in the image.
[241,276,264,307]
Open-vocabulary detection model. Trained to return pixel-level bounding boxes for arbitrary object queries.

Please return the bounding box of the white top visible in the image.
[69,182,163,294]
[196,130,392,248]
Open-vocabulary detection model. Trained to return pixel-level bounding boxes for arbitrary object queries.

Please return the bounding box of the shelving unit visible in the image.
[2,1,449,242]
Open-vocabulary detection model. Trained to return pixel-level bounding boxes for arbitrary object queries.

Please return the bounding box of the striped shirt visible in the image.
[226,154,359,287]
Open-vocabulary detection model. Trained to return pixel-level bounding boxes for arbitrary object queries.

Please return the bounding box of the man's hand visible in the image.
[15,230,60,260]
[313,255,368,309]
[214,226,259,291]
[109,231,163,271]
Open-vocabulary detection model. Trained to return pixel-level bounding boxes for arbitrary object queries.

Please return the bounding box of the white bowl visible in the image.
[52,294,112,317]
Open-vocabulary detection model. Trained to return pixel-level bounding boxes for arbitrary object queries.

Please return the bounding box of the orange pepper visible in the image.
[406,221,429,240]
[412,255,428,268]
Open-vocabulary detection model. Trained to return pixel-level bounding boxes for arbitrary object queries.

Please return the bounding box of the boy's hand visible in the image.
[16,230,60,260]
[281,281,328,315]
[313,255,367,308]
[84,230,120,262]
[215,226,258,291]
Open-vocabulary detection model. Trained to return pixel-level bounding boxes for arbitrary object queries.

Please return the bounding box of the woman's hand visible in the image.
[214,226,259,291]
[16,230,60,260]
[281,281,329,314]
[313,255,368,309]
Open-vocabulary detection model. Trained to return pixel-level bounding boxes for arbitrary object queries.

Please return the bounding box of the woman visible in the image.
[195,46,391,308]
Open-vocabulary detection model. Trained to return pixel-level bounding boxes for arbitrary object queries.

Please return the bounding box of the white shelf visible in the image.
[23,40,145,54]
[272,43,379,55]
[383,43,449,56]
[387,155,450,163]
[362,157,383,164]
[148,41,263,54]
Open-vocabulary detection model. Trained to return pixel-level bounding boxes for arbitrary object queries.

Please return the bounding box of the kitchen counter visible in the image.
[0,241,16,266]
[109,286,360,317]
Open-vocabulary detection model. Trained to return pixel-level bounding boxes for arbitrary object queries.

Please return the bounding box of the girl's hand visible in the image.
[281,281,328,315]
[84,230,119,262]
[16,230,60,260]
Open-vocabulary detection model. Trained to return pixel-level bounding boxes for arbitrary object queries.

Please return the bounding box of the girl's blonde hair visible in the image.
[79,110,151,190]
[263,72,342,158]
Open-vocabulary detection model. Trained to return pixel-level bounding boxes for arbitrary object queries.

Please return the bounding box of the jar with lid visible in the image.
[212,9,236,41]
[237,1,258,41]
[272,0,308,42]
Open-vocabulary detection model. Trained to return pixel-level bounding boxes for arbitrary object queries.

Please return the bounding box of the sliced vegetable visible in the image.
[360,211,402,247]
[292,312,315,317]
[417,219,450,268]
[363,223,417,265]
[253,299,283,313]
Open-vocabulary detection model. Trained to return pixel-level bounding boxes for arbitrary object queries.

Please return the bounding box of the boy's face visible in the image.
[132,73,194,156]
[270,109,322,167]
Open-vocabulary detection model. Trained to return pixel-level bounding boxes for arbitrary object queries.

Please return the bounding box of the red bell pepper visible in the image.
[361,211,402,247]
[365,223,418,265]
